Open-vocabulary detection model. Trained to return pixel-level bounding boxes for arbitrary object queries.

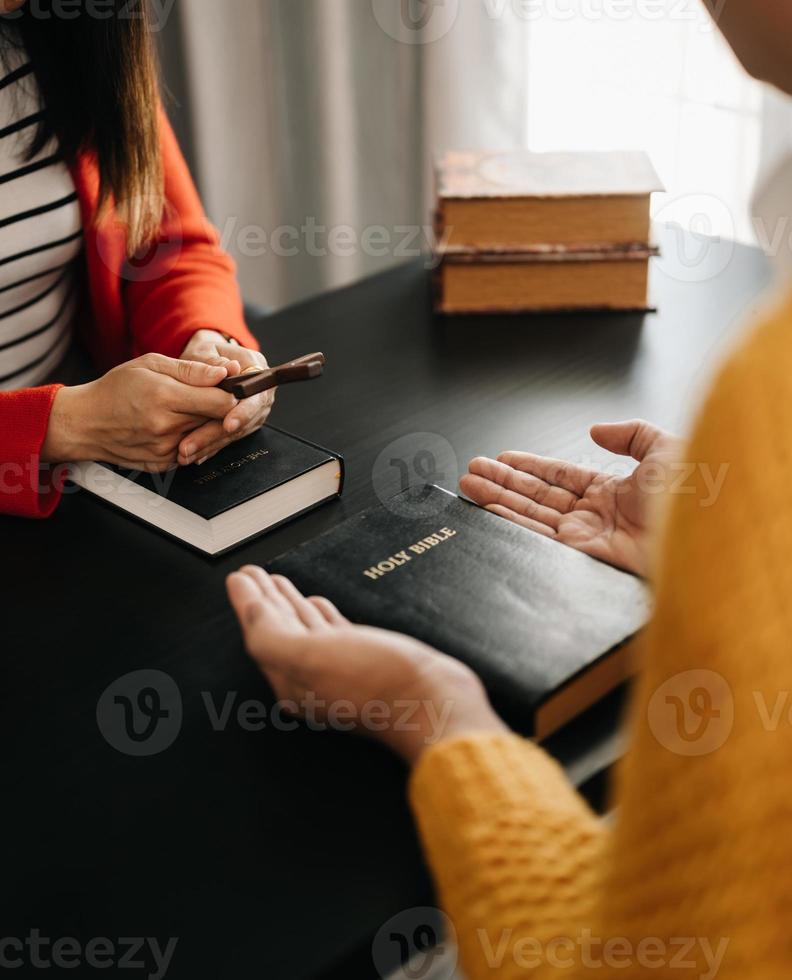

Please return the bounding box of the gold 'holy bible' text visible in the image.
[363,527,458,581]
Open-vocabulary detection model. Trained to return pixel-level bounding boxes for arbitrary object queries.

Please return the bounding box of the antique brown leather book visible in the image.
[435,150,663,250]
[434,244,659,314]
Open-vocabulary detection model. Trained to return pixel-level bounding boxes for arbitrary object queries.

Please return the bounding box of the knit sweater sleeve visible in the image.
[410,734,608,980]
[409,293,792,980]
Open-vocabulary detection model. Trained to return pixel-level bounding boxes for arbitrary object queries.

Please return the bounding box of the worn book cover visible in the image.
[436,150,664,200]
[435,150,663,252]
[432,247,656,314]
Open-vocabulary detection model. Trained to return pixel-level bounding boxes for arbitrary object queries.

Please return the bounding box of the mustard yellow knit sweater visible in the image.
[410,293,792,979]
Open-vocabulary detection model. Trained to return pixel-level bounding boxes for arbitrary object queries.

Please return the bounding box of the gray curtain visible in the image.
[159,0,526,310]
[157,1,198,177]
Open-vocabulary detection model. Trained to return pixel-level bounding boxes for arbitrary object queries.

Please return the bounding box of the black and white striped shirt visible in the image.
[0,47,82,391]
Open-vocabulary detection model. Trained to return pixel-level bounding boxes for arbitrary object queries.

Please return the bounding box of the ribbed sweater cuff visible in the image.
[410,732,594,825]
[0,384,65,518]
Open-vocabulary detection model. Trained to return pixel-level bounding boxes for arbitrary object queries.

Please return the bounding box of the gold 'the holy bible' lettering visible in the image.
[363,528,458,581]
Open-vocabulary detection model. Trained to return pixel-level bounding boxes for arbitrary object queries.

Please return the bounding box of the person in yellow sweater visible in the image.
[226,4,792,977]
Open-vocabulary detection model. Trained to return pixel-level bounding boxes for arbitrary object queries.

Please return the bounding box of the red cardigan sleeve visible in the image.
[2,110,259,519]
[122,110,260,358]
[0,385,65,518]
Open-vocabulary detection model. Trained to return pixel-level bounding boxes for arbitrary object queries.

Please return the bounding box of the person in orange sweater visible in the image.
[0,0,272,520]
[226,3,792,977]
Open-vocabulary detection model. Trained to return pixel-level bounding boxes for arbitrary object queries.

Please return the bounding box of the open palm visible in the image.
[459,420,682,577]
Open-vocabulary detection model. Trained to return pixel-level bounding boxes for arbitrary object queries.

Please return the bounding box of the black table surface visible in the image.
[2,230,771,980]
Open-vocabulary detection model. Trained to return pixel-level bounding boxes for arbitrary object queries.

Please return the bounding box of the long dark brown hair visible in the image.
[1,0,164,254]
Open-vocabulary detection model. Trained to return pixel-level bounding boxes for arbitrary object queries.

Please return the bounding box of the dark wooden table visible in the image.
[1,230,771,980]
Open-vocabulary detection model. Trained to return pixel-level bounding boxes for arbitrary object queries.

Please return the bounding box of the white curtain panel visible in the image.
[420,0,528,207]
[176,0,528,309]
[751,87,792,274]
[759,88,792,182]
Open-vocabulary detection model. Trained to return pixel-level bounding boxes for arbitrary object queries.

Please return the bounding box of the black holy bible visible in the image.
[69,427,343,556]
[269,485,650,737]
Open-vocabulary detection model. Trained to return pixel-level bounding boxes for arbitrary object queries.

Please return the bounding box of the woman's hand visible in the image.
[41,354,237,471]
[226,567,507,765]
[178,330,275,466]
[460,420,683,577]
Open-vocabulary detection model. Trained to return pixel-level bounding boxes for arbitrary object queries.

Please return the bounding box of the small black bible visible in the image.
[69,427,343,556]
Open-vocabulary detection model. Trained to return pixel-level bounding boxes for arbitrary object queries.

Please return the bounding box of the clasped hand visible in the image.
[176,330,274,466]
[42,329,273,470]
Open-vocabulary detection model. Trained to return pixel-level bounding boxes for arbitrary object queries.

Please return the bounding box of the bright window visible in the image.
[524,2,763,243]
